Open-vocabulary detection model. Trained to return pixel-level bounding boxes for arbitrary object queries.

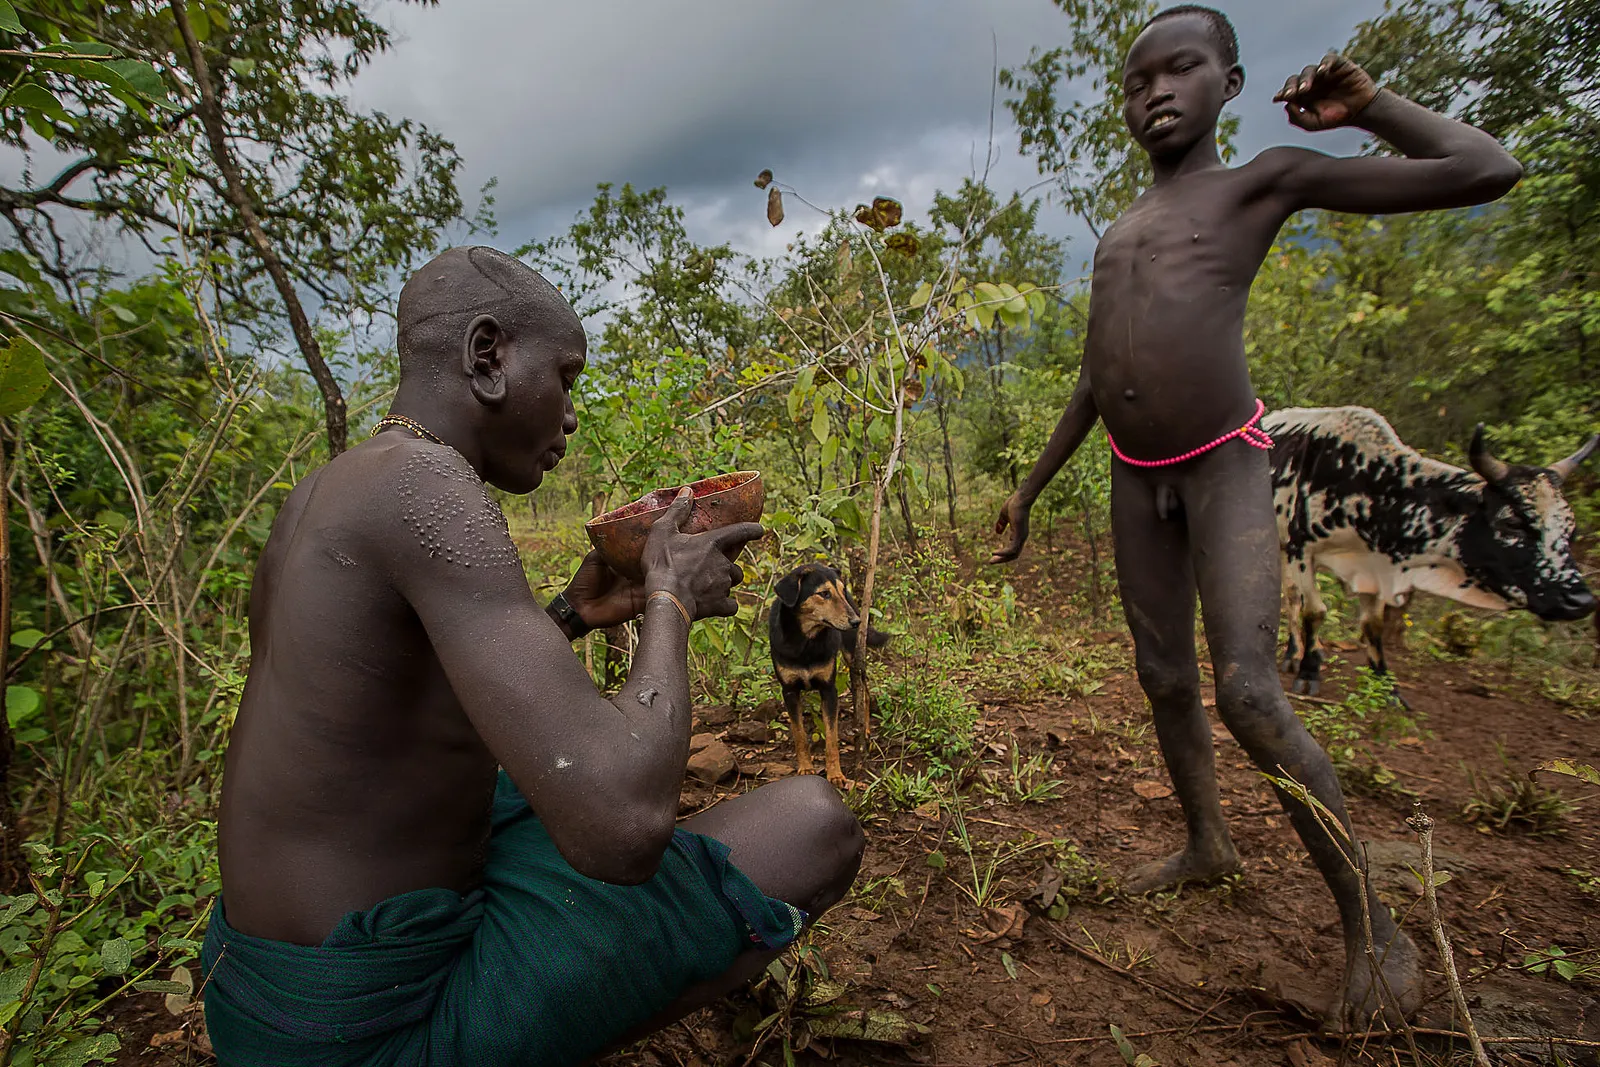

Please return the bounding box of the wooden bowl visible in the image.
[584,471,765,581]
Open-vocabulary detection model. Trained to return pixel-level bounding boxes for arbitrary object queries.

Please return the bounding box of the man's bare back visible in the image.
[221,439,506,945]
[204,248,862,1066]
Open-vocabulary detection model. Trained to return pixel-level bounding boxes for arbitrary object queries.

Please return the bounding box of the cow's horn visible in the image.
[1549,432,1600,484]
[1469,424,1511,483]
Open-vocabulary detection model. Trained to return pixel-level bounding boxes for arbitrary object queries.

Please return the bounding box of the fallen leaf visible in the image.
[150,1031,186,1048]
[754,169,774,189]
[766,187,784,227]
[164,965,194,1016]
[847,907,882,922]
[1133,781,1173,800]
[1033,865,1064,909]
[804,1008,928,1045]
[1030,991,1052,1007]
[804,979,849,1008]
[967,903,1027,943]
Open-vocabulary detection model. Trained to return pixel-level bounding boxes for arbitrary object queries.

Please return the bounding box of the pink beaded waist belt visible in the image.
[1106,398,1275,468]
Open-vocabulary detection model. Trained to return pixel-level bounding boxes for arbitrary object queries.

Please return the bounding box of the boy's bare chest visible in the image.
[1092,186,1266,285]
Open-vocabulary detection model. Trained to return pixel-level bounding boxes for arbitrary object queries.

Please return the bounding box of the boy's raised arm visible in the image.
[1260,54,1522,216]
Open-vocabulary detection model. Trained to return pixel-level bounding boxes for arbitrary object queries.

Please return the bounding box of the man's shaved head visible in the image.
[397,247,582,379]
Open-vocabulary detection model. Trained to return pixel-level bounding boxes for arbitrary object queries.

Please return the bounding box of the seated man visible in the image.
[201,246,864,1067]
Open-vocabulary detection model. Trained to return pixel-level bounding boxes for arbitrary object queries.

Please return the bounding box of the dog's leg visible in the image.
[784,688,813,776]
[821,681,846,788]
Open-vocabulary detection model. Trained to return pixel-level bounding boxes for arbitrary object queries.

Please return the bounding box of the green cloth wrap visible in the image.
[200,771,805,1066]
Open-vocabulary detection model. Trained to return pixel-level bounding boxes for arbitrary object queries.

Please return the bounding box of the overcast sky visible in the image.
[350,0,1390,275]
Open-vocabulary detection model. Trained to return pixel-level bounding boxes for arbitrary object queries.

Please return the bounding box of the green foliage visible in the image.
[874,668,979,766]
[1291,669,1423,794]
[1463,748,1574,835]
[1522,944,1599,983]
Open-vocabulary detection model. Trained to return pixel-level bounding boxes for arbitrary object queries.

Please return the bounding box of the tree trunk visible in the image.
[936,390,957,529]
[0,434,29,893]
[896,473,917,549]
[170,0,348,456]
[851,475,885,741]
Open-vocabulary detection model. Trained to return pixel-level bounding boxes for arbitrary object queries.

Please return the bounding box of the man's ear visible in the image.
[1223,63,1245,103]
[776,570,804,608]
[463,314,507,406]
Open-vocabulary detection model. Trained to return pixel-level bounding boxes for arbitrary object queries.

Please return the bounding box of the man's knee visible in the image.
[775,776,864,914]
[1135,657,1199,706]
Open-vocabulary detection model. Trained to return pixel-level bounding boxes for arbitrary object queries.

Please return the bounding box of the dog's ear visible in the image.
[776,569,804,608]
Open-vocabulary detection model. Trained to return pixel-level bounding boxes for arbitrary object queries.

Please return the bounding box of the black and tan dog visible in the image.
[769,563,888,786]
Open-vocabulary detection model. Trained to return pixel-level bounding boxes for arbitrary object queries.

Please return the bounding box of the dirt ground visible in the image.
[107,534,1600,1067]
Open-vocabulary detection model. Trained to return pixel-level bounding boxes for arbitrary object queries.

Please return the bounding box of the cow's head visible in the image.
[1454,425,1598,621]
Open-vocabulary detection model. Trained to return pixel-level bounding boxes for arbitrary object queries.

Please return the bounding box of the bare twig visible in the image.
[1408,803,1490,1067]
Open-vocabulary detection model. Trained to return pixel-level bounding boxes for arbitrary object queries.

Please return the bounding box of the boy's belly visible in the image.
[1088,340,1259,462]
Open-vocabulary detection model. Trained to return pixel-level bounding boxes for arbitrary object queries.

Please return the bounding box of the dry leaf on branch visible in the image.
[853,196,903,232]
[766,187,784,227]
[753,168,774,189]
[883,231,920,256]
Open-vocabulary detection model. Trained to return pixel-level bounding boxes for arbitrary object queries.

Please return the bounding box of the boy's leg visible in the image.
[593,777,863,1059]
[1110,463,1239,893]
[1182,444,1419,1022]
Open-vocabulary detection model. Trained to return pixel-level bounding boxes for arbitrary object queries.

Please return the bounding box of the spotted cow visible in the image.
[1266,406,1597,695]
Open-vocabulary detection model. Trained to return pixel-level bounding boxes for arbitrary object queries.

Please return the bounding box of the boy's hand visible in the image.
[1274,53,1378,132]
[989,493,1032,564]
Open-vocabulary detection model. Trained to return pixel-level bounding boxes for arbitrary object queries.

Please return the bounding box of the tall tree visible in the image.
[0,0,469,454]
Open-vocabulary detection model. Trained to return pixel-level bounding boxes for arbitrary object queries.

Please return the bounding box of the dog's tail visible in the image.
[850,622,890,648]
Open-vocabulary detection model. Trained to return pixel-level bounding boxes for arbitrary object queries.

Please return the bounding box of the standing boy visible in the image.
[991,4,1520,1022]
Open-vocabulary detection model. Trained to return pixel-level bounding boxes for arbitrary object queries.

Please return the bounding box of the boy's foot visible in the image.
[1340,928,1423,1028]
[1125,845,1241,894]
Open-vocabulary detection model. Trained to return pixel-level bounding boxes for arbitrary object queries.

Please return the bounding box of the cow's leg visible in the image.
[1357,593,1387,675]
[1280,574,1302,674]
[1293,568,1327,696]
[1357,594,1410,708]
[1110,463,1239,894]
[1184,444,1418,1025]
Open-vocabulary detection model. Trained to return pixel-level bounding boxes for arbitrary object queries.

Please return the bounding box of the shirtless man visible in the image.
[990,4,1520,1023]
[201,246,864,1067]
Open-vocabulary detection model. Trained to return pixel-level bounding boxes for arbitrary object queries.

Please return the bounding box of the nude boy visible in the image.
[991,4,1520,1023]
[201,247,863,1066]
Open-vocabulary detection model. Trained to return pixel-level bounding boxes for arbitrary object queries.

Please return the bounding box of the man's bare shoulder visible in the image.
[306,436,522,573]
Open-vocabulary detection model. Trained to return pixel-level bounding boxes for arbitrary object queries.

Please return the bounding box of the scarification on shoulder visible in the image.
[395,447,522,569]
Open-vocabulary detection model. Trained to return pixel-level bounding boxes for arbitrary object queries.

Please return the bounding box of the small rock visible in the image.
[698,704,738,727]
[688,732,718,755]
[726,720,771,745]
[687,740,737,783]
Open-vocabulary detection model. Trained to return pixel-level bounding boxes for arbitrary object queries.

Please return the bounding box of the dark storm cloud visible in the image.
[351,0,1389,266]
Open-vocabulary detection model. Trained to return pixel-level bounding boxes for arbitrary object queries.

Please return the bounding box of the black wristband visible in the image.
[548,591,591,640]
